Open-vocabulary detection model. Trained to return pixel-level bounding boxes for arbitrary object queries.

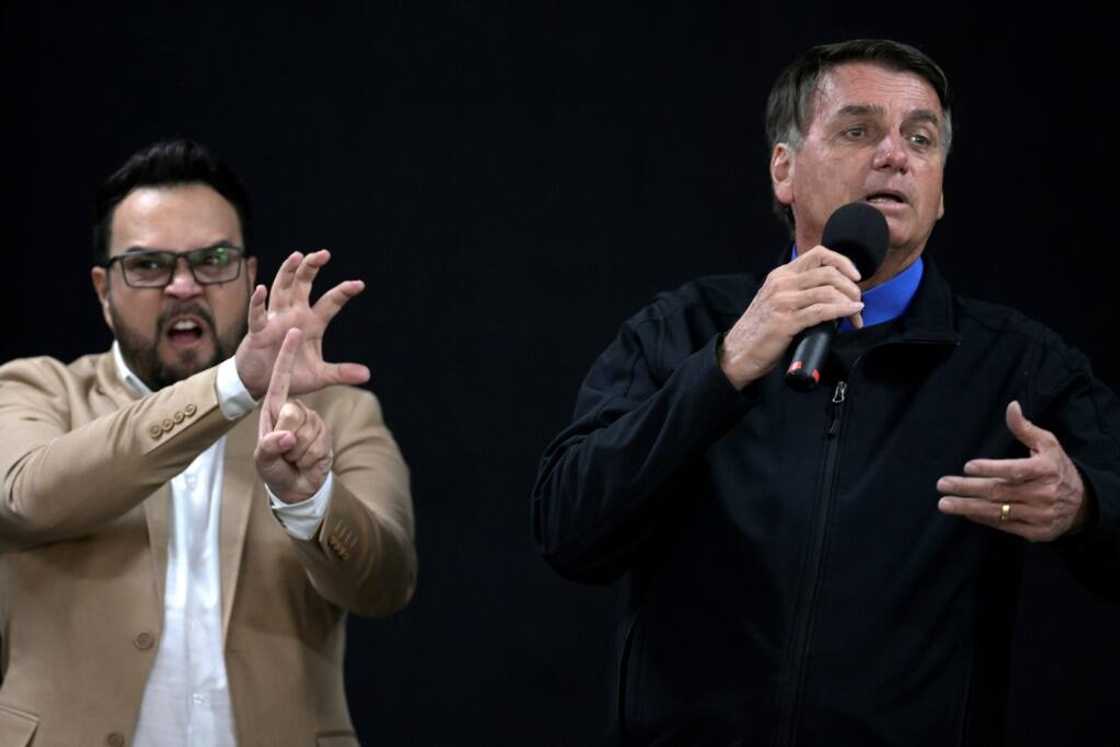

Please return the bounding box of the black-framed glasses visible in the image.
[104,245,247,288]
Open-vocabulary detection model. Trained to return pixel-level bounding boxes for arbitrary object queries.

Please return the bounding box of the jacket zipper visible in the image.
[782,379,847,747]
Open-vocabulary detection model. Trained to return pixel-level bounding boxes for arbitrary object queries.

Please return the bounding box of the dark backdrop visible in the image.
[4,2,1119,744]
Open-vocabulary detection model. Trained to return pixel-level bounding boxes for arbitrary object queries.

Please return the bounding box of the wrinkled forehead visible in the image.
[109,183,243,258]
[808,62,944,129]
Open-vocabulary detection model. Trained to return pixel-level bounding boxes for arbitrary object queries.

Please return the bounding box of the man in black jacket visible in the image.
[531,39,1120,746]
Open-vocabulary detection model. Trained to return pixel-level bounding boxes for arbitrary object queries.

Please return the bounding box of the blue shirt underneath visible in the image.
[790,245,923,332]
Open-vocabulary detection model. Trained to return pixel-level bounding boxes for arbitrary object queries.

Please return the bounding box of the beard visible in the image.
[111,300,247,391]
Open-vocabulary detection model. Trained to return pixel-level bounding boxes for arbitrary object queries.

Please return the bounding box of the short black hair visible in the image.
[93,138,253,264]
[765,39,952,233]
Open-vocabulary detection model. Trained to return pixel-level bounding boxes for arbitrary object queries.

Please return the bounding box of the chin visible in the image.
[159,346,218,381]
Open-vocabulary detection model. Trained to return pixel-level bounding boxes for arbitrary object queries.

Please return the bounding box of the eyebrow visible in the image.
[904,109,942,128]
[120,241,236,255]
[833,104,884,120]
[832,104,942,128]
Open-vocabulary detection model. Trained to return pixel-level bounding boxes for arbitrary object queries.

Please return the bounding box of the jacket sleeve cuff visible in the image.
[215,357,258,420]
[268,472,334,541]
[1072,459,1120,534]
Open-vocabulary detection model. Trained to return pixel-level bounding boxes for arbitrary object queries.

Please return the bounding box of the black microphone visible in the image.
[784,202,889,391]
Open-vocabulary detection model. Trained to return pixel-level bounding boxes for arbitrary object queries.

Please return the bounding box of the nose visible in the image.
[164,255,203,299]
[872,131,909,172]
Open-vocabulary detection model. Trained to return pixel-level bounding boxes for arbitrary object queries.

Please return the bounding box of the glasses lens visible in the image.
[191,246,241,283]
[121,253,175,286]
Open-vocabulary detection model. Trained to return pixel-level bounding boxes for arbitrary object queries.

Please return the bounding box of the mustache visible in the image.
[155,302,217,337]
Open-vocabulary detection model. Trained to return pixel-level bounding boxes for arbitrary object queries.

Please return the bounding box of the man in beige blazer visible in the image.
[0,140,416,746]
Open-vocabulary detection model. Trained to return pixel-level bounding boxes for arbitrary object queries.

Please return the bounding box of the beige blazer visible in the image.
[0,351,416,746]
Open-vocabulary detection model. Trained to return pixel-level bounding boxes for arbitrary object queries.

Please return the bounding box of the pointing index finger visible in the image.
[265,328,302,420]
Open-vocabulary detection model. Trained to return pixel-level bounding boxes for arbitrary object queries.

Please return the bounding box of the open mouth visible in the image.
[165,317,207,348]
[864,191,907,206]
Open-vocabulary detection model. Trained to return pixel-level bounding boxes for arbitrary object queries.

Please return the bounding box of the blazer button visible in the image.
[133,631,155,650]
[161,418,174,433]
[149,425,163,440]
[173,410,186,424]
[106,732,125,747]
[184,403,198,417]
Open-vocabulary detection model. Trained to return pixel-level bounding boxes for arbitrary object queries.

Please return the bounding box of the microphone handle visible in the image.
[785,321,837,391]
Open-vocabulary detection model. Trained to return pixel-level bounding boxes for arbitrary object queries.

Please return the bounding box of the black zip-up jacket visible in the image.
[531,262,1120,746]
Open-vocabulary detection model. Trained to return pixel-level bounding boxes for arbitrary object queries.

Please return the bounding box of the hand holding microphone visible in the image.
[718,202,887,391]
[785,202,889,391]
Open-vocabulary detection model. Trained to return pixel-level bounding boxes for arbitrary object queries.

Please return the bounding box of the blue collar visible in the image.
[790,245,923,332]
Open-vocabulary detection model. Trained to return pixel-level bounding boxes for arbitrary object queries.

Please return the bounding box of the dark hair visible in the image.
[765,39,952,233]
[93,138,253,264]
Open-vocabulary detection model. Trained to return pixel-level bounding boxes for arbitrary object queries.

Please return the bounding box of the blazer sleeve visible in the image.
[289,387,416,618]
[0,356,242,551]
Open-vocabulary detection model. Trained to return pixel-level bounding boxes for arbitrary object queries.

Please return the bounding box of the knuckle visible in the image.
[1045,502,1062,523]
[771,293,793,314]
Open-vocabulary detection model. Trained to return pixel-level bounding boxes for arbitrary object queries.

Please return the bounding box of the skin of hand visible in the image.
[234,249,370,400]
[936,400,1090,541]
[254,328,335,504]
[719,245,865,390]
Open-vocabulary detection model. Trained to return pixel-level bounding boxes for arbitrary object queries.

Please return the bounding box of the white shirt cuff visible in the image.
[268,472,333,541]
[216,358,258,420]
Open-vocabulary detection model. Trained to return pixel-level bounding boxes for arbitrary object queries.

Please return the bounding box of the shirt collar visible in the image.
[111,340,153,397]
[790,245,924,331]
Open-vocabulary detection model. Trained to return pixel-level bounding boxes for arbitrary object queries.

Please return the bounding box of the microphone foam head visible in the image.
[821,202,889,279]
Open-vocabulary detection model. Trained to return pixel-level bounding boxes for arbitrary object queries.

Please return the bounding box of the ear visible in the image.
[90,266,115,333]
[937,191,945,220]
[771,143,795,208]
[246,255,258,288]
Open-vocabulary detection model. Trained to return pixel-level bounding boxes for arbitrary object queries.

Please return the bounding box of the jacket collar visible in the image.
[765,248,961,347]
[893,258,961,346]
[93,348,139,408]
[93,347,257,645]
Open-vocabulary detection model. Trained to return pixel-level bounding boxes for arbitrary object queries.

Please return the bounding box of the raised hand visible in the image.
[235,250,370,400]
[254,328,334,504]
[719,245,864,389]
[936,401,1090,541]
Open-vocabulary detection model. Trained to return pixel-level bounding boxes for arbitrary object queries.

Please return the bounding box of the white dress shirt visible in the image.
[113,344,333,745]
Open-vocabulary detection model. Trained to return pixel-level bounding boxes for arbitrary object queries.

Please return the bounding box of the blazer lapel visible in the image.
[94,351,173,610]
[144,485,172,606]
[220,413,258,642]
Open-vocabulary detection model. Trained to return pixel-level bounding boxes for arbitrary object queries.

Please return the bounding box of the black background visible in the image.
[4,2,1119,744]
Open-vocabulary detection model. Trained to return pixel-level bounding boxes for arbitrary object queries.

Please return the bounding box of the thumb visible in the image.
[1005,400,1050,451]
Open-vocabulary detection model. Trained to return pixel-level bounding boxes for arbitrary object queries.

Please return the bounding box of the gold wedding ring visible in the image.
[999,503,1011,522]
